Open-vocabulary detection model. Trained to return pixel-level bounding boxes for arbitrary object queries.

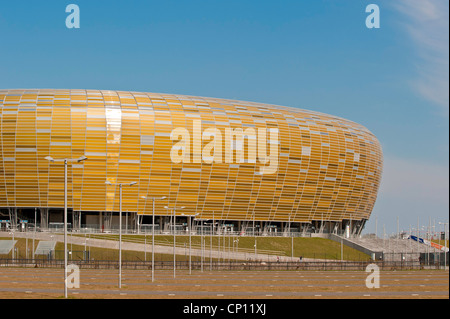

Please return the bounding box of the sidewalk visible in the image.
[1,231,319,262]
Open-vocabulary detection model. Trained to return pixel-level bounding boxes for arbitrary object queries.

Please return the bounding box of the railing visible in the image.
[12,224,317,237]
[0,258,443,271]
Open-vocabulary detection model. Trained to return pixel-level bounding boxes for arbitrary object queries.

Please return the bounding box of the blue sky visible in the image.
[0,0,448,235]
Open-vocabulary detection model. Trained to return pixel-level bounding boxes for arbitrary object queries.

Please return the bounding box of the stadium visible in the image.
[0,89,383,236]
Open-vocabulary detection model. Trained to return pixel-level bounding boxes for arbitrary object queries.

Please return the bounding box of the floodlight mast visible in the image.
[45,155,87,299]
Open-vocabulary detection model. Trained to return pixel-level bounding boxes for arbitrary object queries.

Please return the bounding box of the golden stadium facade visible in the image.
[0,89,382,235]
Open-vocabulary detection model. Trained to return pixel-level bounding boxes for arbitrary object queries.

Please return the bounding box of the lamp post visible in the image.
[253,213,257,261]
[288,214,294,258]
[210,216,214,271]
[439,221,449,269]
[105,180,137,288]
[165,206,185,278]
[234,238,240,262]
[45,155,87,298]
[9,229,15,260]
[182,212,199,275]
[33,207,36,261]
[200,219,204,272]
[142,195,167,282]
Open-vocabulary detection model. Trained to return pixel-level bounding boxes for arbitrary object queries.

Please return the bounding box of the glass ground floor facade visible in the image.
[0,207,367,237]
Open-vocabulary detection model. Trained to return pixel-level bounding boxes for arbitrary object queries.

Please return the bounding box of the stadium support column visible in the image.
[135,212,141,234]
[40,208,49,231]
[357,219,367,236]
[73,211,81,231]
[8,208,18,230]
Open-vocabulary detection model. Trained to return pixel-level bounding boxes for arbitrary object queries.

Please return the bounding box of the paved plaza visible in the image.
[0,268,447,299]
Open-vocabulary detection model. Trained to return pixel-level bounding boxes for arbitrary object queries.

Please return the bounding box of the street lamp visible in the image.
[199,219,205,272]
[253,213,257,261]
[182,212,199,274]
[288,214,294,258]
[142,195,167,282]
[439,221,449,269]
[210,214,216,271]
[105,180,137,288]
[9,229,15,260]
[45,155,87,298]
[165,205,185,278]
[234,238,240,262]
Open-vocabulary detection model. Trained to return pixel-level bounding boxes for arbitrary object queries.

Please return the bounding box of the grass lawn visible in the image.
[2,235,371,261]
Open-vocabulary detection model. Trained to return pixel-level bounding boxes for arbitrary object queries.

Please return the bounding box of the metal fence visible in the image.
[382,252,449,265]
[0,258,444,271]
[12,226,317,238]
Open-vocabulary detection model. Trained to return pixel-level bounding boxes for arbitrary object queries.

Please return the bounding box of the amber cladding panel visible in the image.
[0,89,383,223]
